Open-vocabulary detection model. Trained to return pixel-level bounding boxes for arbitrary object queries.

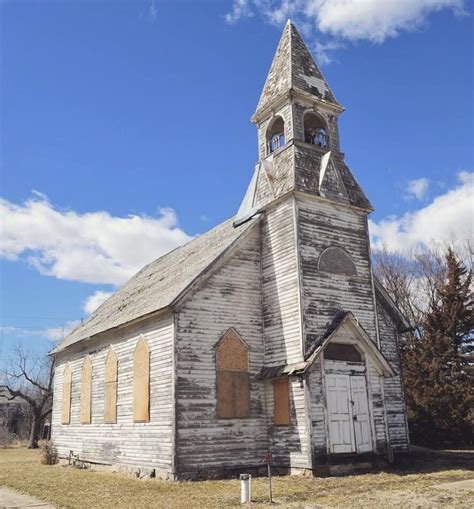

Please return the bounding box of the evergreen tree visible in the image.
[402,248,473,446]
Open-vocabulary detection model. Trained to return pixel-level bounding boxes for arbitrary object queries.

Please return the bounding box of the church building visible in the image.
[51,21,411,479]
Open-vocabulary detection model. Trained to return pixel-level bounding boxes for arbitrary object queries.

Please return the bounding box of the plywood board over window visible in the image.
[61,363,72,425]
[273,378,290,425]
[80,355,92,424]
[216,328,250,419]
[133,336,150,422]
[104,347,118,424]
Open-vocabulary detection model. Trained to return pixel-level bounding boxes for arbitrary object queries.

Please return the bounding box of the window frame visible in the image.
[273,377,290,426]
[215,328,251,420]
[133,336,150,423]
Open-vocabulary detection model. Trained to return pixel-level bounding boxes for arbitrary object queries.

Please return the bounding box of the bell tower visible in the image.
[236,20,378,367]
[235,20,371,226]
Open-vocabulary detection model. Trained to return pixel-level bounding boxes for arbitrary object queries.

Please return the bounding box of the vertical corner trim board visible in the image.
[133,336,150,422]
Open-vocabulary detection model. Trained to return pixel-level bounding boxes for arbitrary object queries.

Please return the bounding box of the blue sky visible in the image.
[1,0,473,365]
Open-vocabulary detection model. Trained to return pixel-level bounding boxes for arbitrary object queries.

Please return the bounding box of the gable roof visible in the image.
[52,217,258,354]
[259,310,395,378]
[254,20,341,118]
[305,311,395,376]
[374,277,413,333]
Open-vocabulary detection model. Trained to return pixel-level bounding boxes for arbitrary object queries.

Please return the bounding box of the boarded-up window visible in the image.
[273,378,290,425]
[61,363,72,425]
[216,329,250,418]
[104,347,118,424]
[133,336,150,422]
[80,355,92,424]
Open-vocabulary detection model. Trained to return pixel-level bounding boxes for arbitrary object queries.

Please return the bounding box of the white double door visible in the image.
[326,373,372,454]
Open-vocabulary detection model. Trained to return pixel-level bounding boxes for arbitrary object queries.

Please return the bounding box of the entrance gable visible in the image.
[306,311,395,377]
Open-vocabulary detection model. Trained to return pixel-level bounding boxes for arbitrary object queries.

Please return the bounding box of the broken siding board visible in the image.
[176,227,268,475]
[51,314,175,474]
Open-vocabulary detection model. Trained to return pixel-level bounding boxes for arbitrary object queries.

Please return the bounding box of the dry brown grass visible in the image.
[0,447,472,508]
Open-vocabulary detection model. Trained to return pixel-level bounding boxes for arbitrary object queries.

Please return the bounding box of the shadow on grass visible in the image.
[384,446,474,476]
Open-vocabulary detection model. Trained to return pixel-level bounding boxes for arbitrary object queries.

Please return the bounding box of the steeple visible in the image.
[234,21,372,226]
[254,20,341,120]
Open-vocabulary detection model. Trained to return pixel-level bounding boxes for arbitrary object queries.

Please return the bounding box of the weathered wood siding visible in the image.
[175,226,267,477]
[51,314,174,476]
[262,198,303,365]
[264,377,312,469]
[377,304,410,450]
[308,358,327,454]
[296,195,377,348]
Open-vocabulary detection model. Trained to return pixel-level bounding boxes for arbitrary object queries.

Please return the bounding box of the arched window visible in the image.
[61,363,72,425]
[318,247,357,276]
[216,328,250,418]
[133,336,150,422]
[304,112,329,148]
[80,355,92,424]
[266,116,285,154]
[104,347,118,424]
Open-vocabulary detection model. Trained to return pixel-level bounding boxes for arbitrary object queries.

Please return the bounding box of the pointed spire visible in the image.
[254,21,340,117]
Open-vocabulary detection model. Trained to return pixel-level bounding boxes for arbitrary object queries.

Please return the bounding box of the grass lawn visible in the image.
[0,447,473,508]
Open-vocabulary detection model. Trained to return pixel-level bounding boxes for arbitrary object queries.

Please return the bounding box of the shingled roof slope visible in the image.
[53,217,257,353]
[255,20,340,115]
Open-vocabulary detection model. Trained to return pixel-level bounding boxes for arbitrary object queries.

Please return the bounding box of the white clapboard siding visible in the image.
[377,305,410,450]
[262,198,303,365]
[264,377,312,469]
[297,196,378,345]
[175,226,269,476]
[51,314,174,475]
[366,359,388,450]
[308,358,328,454]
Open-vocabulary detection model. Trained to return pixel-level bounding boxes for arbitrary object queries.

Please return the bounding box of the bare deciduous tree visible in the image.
[1,345,54,448]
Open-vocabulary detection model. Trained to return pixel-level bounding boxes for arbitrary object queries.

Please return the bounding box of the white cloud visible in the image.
[149,0,157,21]
[83,290,113,315]
[0,193,192,285]
[226,0,465,60]
[0,320,80,342]
[406,177,430,200]
[225,0,253,23]
[305,0,465,42]
[370,171,473,253]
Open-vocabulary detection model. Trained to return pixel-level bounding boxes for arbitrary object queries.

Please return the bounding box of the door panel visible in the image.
[326,374,355,453]
[350,376,372,453]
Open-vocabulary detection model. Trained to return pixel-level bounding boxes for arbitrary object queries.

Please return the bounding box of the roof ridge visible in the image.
[52,216,257,353]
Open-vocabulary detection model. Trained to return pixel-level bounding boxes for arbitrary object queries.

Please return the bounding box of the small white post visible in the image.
[240,473,251,504]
